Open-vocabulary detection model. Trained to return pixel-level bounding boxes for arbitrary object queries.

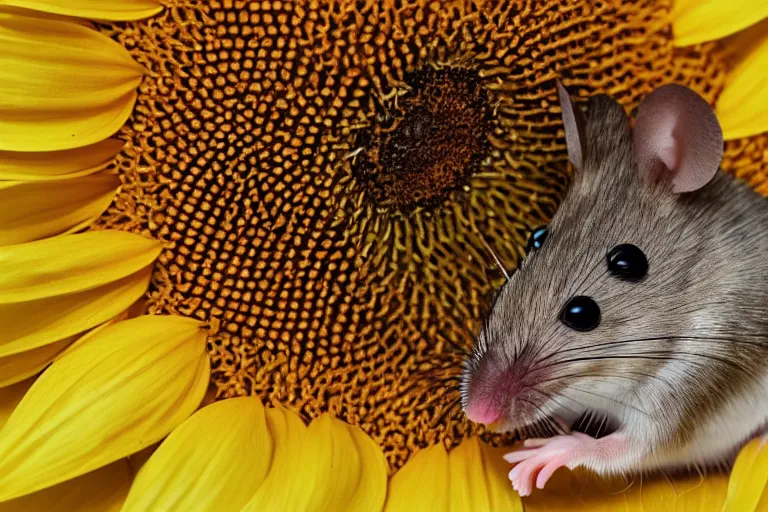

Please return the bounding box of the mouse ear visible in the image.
[633,84,723,194]
[556,79,586,172]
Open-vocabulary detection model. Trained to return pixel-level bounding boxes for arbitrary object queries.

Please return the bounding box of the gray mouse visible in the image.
[460,80,768,496]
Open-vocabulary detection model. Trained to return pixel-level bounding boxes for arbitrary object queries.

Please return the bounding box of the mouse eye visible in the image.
[560,296,600,331]
[526,226,549,252]
[607,244,648,281]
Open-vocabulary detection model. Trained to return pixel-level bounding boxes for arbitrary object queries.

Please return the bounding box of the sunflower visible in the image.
[0,0,766,510]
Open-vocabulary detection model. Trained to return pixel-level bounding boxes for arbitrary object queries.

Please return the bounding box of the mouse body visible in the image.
[461,81,768,496]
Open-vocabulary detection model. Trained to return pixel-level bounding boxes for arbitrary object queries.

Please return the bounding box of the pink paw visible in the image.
[503,432,594,496]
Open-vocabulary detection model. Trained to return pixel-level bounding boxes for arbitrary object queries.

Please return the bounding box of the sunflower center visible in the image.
[352,68,491,212]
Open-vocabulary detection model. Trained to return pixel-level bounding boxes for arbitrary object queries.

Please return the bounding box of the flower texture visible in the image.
[0,0,766,510]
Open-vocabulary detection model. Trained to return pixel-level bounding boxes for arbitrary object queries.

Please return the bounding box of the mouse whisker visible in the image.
[401,364,464,397]
[430,397,462,428]
[552,335,768,359]
[516,398,549,434]
[473,227,511,281]
[536,348,754,376]
[438,333,474,358]
[576,409,597,436]
[536,371,646,387]
[609,475,638,495]
[523,317,573,371]
[594,412,610,438]
[526,387,583,417]
[545,370,679,393]
[534,336,710,368]
[516,398,563,437]
[566,385,653,419]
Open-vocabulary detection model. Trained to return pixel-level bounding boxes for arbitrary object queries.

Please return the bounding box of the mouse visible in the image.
[460,79,768,496]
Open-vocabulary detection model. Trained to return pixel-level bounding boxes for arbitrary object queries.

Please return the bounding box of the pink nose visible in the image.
[465,399,502,425]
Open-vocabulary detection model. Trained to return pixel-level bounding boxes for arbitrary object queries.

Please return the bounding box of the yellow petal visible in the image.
[0,12,143,152]
[0,267,151,357]
[0,315,210,501]
[121,397,272,511]
[0,378,33,428]
[246,409,387,512]
[0,231,162,303]
[0,315,131,386]
[715,19,768,140]
[306,414,388,511]
[0,0,162,21]
[722,437,768,511]
[0,336,74,387]
[0,5,93,24]
[672,0,768,46]
[448,438,523,512]
[343,419,389,511]
[637,473,729,511]
[385,443,450,511]
[520,469,622,512]
[522,466,728,511]
[242,405,314,512]
[0,139,122,180]
[0,460,131,512]
[0,174,119,246]
[385,438,522,512]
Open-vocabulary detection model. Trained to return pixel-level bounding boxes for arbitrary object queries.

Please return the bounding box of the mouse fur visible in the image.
[462,88,768,481]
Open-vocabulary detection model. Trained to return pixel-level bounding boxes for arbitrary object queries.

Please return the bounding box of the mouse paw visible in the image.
[503,432,596,496]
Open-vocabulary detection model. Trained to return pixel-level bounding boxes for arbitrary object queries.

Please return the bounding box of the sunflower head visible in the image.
[2,0,768,509]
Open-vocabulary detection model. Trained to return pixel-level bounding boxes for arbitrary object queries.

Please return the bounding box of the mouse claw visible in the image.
[503,449,540,464]
[522,438,553,448]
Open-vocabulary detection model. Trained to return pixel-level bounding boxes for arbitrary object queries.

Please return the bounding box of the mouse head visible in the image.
[461,81,724,432]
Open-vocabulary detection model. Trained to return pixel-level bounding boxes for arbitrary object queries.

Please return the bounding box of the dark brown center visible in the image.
[352,67,492,212]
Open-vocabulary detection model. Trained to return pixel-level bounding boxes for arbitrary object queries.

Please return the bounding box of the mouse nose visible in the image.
[465,398,502,425]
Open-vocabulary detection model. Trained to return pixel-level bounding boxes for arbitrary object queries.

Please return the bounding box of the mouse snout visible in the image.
[463,363,525,427]
[465,396,504,425]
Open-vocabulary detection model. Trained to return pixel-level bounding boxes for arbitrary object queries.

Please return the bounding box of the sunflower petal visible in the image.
[0,0,162,21]
[305,414,388,511]
[715,20,768,140]
[522,466,728,511]
[0,316,129,386]
[121,397,272,511]
[385,438,522,512]
[721,437,768,511]
[448,438,523,512]
[242,406,313,512]
[0,12,143,152]
[520,470,624,512]
[0,267,151,357]
[0,336,74,387]
[0,231,162,303]
[384,443,450,511]
[637,473,729,510]
[0,174,119,246]
[0,315,210,501]
[0,139,122,180]
[0,460,131,512]
[672,0,768,46]
[344,419,388,511]
[0,378,33,428]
